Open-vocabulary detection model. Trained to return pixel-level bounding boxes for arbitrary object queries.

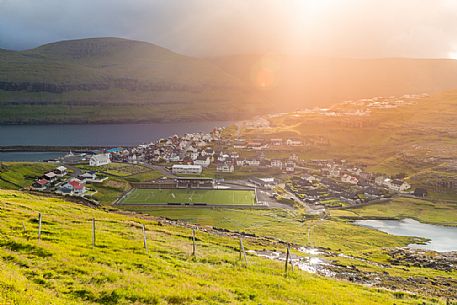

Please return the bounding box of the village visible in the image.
[27,125,426,208]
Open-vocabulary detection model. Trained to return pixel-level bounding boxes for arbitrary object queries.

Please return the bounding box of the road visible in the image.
[141,163,175,178]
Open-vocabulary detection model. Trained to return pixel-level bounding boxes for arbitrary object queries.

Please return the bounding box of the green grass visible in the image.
[121,207,415,255]
[76,163,164,205]
[90,177,131,205]
[120,189,256,205]
[203,166,283,179]
[77,163,160,178]
[332,197,457,226]
[0,189,440,304]
[0,162,55,189]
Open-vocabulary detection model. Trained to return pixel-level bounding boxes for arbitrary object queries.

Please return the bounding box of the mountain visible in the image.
[210,55,457,109]
[0,38,267,124]
[2,37,457,123]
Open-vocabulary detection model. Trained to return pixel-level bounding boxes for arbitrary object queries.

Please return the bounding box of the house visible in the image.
[32,179,49,190]
[89,154,111,166]
[79,171,97,182]
[236,159,259,167]
[216,162,235,173]
[301,175,317,184]
[285,161,295,172]
[193,156,211,168]
[172,164,202,175]
[54,166,67,177]
[236,159,246,166]
[169,155,181,162]
[286,139,302,146]
[60,178,86,195]
[327,167,341,178]
[43,172,57,182]
[245,159,260,167]
[217,153,230,162]
[271,159,283,169]
[389,179,411,192]
[249,177,277,189]
[270,138,283,146]
[341,174,358,185]
[375,176,386,186]
[413,188,428,198]
[190,151,199,161]
[233,141,247,149]
[289,154,299,162]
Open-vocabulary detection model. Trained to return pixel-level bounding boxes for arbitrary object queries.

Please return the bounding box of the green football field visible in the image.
[119,188,256,205]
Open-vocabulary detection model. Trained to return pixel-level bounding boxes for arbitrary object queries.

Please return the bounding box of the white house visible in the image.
[341,174,358,185]
[245,159,260,167]
[383,178,411,192]
[270,138,283,146]
[286,139,303,146]
[289,154,299,162]
[285,161,295,172]
[43,172,57,182]
[190,151,199,161]
[54,166,67,177]
[89,154,111,166]
[193,156,211,168]
[216,162,235,173]
[271,159,283,169]
[375,176,386,186]
[172,164,202,175]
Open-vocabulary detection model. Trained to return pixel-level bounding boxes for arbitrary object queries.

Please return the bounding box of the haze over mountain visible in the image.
[2,37,457,123]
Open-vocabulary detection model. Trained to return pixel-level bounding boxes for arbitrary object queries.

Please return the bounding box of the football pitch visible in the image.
[119,188,256,205]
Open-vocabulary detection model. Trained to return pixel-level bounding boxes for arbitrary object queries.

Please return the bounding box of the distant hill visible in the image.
[210,55,457,109]
[2,37,457,123]
[0,38,267,124]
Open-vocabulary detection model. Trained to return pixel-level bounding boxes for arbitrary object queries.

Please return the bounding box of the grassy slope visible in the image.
[331,197,457,226]
[0,162,55,189]
[73,163,164,205]
[4,38,457,123]
[241,92,457,175]
[0,38,266,123]
[120,189,255,205]
[211,55,457,109]
[0,189,436,305]
[124,208,415,255]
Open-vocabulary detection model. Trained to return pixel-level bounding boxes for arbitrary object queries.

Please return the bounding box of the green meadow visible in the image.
[0,189,441,305]
[120,189,256,205]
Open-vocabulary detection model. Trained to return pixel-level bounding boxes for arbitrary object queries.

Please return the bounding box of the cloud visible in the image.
[0,0,457,58]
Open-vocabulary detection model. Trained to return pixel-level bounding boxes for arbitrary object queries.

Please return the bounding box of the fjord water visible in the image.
[355,218,457,252]
[0,121,232,161]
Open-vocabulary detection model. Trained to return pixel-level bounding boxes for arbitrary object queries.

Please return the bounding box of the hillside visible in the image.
[237,91,457,198]
[3,38,457,123]
[210,55,457,108]
[0,189,443,305]
[0,38,266,124]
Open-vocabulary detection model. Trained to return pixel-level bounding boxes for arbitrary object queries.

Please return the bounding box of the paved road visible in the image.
[66,164,81,178]
[142,163,175,178]
[281,185,325,215]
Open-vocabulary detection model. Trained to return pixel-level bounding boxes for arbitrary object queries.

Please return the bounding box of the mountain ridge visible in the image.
[2,37,457,123]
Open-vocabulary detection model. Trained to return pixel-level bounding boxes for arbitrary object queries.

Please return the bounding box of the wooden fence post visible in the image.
[289,246,294,272]
[284,244,290,277]
[37,213,42,240]
[92,218,96,248]
[142,224,148,253]
[239,237,248,266]
[192,228,196,256]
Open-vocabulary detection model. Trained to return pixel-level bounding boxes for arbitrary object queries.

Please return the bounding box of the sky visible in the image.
[1,0,457,58]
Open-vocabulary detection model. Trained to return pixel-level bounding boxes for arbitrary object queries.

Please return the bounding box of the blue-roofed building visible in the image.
[107,147,122,153]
